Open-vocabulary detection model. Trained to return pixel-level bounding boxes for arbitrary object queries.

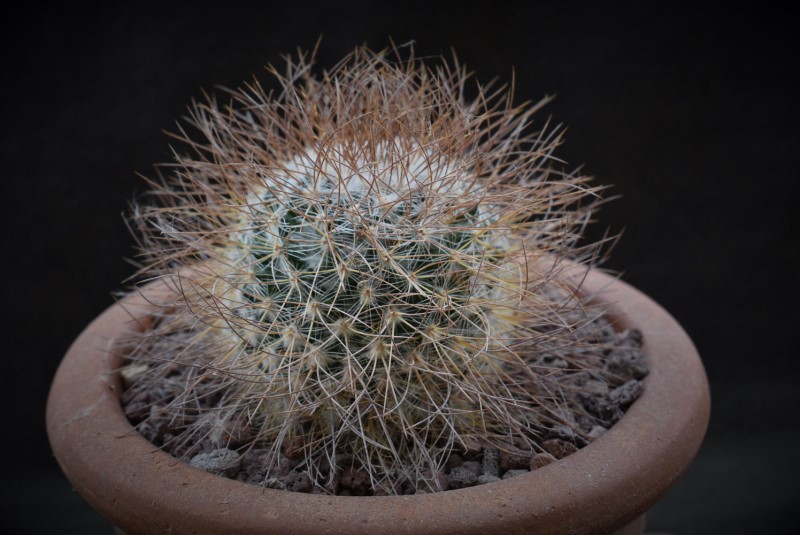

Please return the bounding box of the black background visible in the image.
[4,2,796,533]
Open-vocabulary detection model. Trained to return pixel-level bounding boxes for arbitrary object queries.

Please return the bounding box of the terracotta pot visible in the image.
[46,267,709,534]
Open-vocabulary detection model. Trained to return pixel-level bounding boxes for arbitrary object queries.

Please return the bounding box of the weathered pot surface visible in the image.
[47,267,710,534]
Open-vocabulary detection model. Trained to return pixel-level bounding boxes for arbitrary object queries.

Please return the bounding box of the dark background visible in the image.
[4,2,796,533]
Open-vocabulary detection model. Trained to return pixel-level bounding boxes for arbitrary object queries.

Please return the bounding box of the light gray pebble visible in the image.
[189,448,241,478]
[481,447,500,477]
[264,477,287,490]
[588,425,608,441]
[605,346,648,380]
[477,474,500,485]
[501,469,529,479]
[609,379,643,407]
[446,466,478,488]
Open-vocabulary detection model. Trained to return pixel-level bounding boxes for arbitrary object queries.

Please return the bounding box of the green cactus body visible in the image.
[217,143,525,487]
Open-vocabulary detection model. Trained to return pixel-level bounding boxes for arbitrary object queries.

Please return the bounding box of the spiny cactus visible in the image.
[122,45,621,494]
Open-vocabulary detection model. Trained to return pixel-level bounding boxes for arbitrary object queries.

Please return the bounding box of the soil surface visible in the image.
[121,321,647,495]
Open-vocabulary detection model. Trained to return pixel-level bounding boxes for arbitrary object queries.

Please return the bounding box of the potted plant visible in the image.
[47,45,709,534]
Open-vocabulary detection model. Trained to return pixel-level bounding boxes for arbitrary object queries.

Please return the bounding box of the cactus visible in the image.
[122,46,621,494]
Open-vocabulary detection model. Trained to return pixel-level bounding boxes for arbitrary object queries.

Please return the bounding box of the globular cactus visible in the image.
[123,45,616,494]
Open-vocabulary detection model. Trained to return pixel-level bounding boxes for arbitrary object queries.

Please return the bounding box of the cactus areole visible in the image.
[47,46,709,533]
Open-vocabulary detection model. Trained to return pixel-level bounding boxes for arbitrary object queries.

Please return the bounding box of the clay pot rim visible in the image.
[46,267,710,535]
